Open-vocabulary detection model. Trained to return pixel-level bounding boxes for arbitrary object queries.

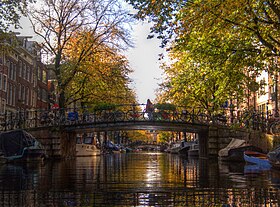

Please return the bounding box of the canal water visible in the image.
[0,152,280,207]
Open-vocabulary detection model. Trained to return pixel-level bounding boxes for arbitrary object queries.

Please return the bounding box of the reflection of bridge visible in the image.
[0,104,272,159]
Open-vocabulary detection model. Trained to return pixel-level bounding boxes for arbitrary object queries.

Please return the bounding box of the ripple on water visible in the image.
[0,152,279,206]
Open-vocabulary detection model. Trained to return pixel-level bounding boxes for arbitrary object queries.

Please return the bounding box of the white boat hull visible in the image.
[76,144,101,156]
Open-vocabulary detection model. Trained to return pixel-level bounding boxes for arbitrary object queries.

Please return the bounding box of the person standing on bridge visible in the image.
[145,99,154,120]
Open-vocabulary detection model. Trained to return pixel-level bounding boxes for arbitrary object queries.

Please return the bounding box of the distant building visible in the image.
[255,58,280,118]
[220,58,280,121]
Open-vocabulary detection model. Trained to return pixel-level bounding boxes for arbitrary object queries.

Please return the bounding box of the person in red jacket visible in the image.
[145,99,154,120]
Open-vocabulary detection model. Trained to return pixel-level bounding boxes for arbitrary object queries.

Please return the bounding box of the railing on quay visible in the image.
[0,104,277,134]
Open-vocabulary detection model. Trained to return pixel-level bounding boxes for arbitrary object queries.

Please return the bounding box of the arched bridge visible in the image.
[0,104,274,159]
[0,104,274,133]
[0,104,210,133]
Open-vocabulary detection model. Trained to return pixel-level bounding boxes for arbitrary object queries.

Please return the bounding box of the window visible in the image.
[8,61,12,79]
[8,83,12,105]
[25,66,30,80]
[19,60,22,77]
[31,90,36,107]
[42,89,48,102]
[42,70,47,83]
[6,60,10,78]
[258,104,266,114]
[33,73,37,87]
[18,83,21,100]
[3,75,7,91]
[0,99,6,113]
[13,62,16,80]
[38,67,42,81]
[0,52,4,65]
[22,85,25,103]
[13,85,16,106]
[0,74,2,90]
[31,68,34,84]
[27,66,30,81]
[23,63,26,79]
[9,61,15,80]
[26,87,29,106]
[38,87,42,100]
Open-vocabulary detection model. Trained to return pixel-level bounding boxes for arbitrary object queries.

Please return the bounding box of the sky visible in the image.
[17,10,165,105]
[125,22,165,104]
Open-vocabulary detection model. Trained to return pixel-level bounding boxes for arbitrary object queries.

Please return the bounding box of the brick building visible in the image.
[0,35,49,113]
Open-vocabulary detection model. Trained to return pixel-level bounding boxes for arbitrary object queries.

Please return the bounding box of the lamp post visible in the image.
[274,71,279,117]
[266,102,269,119]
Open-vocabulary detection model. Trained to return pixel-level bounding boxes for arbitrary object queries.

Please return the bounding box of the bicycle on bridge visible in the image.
[0,104,275,134]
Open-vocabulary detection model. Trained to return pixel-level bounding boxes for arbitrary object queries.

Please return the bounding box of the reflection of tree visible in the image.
[1,153,279,206]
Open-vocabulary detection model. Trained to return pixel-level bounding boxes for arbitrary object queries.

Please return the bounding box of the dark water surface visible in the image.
[0,152,280,206]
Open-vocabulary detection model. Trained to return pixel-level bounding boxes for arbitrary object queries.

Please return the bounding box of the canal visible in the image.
[0,152,280,206]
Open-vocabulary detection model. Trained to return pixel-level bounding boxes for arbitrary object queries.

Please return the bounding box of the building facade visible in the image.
[256,71,280,118]
[0,35,49,114]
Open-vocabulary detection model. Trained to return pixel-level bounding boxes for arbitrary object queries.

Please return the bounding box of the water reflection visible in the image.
[0,153,279,206]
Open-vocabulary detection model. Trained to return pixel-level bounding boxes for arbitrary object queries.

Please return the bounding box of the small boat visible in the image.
[76,133,101,156]
[178,140,197,155]
[218,138,263,162]
[244,164,271,174]
[169,142,181,154]
[125,147,133,153]
[169,140,197,155]
[243,150,271,168]
[188,143,199,157]
[104,140,120,153]
[267,146,280,169]
[0,129,46,163]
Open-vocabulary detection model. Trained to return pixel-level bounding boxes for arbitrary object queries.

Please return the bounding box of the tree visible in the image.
[126,130,150,143]
[127,0,279,112]
[0,0,36,53]
[0,0,35,32]
[126,0,280,58]
[28,0,133,108]
[157,26,268,115]
[65,30,136,106]
[157,131,173,144]
[158,49,257,115]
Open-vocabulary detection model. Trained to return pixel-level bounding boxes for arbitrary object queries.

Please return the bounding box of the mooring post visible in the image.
[197,129,209,159]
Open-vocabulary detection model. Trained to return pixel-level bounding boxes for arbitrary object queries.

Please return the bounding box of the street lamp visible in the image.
[275,76,279,117]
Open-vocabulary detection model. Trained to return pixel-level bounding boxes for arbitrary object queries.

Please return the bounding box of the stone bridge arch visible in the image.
[28,121,268,159]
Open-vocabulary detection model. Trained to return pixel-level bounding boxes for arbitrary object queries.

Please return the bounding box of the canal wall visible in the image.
[29,128,76,159]
[208,126,280,157]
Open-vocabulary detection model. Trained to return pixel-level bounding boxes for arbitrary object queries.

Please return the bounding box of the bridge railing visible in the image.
[0,104,275,133]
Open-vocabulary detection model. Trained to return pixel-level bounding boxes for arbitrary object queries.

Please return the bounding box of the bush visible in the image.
[92,103,117,111]
[154,103,176,111]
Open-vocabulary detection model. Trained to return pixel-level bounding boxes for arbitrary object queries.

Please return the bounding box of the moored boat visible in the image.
[0,129,46,163]
[76,133,101,156]
[188,143,199,157]
[103,140,121,153]
[178,140,197,155]
[218,138,263,162]
[267,146,280,169]
[244,164,271,174]
[243,150,271,168]
[169,142,181,154]
[168,140,197,155]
